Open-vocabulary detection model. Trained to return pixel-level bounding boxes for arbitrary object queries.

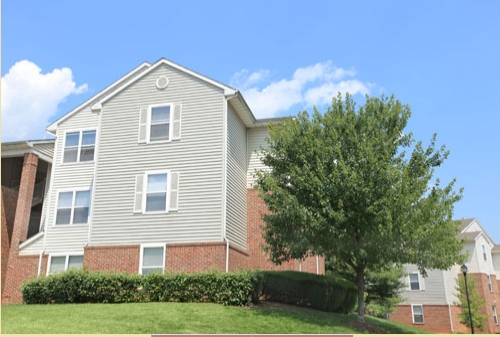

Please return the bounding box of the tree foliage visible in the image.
[256,94,465,322]
[454,274,488,332]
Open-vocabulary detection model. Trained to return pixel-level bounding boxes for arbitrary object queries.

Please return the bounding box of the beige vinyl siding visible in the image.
[19,234,44,255]
[247,127,270,187]
[225,104,247,249]
[402,265,447,304]
[90,64,225,245]
[32,142,54,158]
[37,107,98,254]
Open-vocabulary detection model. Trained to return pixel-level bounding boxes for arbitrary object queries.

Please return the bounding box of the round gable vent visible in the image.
[156,76,169,90]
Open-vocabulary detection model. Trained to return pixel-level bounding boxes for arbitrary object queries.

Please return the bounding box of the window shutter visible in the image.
[134,174,144,213]
[169,172,179,211]
[172,104,181,140]
[138,108,148,143]
[419,274,425,291]
[406,275,411,291]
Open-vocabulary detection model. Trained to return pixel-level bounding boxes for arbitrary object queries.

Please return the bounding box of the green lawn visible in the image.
[1,302,428,334]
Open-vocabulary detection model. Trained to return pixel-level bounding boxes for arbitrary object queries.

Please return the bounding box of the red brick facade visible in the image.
[2,186,325,304]
[391,272,500,333]
[1,186,18,294]
[3,153,40,304]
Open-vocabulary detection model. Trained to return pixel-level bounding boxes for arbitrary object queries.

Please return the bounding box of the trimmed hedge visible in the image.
[21,269,354,313]
[21,269,262,306]
[260,270,356,313]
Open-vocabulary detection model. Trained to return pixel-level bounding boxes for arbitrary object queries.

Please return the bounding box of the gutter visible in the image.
[222,93,229,273]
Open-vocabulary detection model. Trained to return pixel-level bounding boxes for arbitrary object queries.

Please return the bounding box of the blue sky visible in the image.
[2,0,499,243]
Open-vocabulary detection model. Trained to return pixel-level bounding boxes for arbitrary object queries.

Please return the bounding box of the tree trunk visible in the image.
[356,267,365,323]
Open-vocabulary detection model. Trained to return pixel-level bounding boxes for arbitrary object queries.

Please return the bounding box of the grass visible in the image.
[1,302,429,334]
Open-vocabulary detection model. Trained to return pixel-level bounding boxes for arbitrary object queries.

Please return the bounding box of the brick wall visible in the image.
[84,245,140,273]
[1,254,48,304]
[465,272,500,333]
[165,242,226,273]
[247,188,325,274]
[2,153,40,304]
[1,186,18,295]
[390,304,454,333]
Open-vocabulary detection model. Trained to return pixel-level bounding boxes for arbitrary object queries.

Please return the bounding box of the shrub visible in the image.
[261,270,356,313]
[21,269,262,307]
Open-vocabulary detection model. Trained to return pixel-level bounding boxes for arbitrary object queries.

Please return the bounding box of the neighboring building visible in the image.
[390,218,500,333]
[2,58,324,304]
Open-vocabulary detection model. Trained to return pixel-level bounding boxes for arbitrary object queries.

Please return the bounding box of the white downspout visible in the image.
[222,96,229,273]
[88,107,102,245]
[316,256,319,274]
[442,269,454,332]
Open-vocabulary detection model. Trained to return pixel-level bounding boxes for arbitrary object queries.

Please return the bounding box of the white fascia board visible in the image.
[46,61,151,132]
[1,144,53,163]
[96,58,237,108]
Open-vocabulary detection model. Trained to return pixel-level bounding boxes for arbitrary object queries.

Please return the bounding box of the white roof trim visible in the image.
[19,231,45,250]
[1,141,53,163]
[93,58,237,108]
[46,61,151,133]
[461,218,496,246]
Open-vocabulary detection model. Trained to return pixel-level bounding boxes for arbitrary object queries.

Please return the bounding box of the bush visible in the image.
[142,270,262,306]
[21,269,262,306]
[22,269,144,304]
[260,270,356,313]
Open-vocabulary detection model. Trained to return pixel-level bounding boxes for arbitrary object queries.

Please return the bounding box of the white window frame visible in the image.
[487,274,493,292]
[409,272,423,291]
[47,253,84,275]
[139,244,166,275]
[147,103,173,143]
[62,129,97,164]
[493,305,498,325]
[482,244,488,261]
[142,170,170,214]
[411,304,425,324]
[54,188,92,226]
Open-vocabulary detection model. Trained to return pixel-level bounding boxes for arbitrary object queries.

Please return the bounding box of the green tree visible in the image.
[256,94,465,322]
[327,257,407,318]
[454,274,488,332]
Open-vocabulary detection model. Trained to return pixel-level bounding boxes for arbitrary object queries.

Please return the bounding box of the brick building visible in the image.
[1,58,324,304]
[391,218,500,333]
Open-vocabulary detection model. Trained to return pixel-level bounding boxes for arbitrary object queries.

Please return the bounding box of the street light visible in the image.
[461,264,474,334]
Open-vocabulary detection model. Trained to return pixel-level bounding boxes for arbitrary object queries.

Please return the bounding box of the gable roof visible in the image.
[460,217,496,246]
[46,58,275,132]
[46,61,151,134]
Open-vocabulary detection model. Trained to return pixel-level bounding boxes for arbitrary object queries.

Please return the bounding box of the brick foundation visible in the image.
[84,245,141,273]
[390,304,455,333]
[2,254,48,304]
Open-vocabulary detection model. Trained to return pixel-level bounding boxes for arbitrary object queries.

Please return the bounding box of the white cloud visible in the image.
[1,60,88,141]
[230,61,372,119]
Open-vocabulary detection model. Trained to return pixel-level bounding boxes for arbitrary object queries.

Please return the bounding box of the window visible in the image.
[140,245,165,275]
[134,171,179,213]
[48,255,83,275]
[56,190,91,225]
[138,104,181,143]
[487,274,493,292]
[150,105,170,142]
[146,173,168,212]
[412,305,424,323]
[63,130,96,163]
[493,305,498,325]
[482,244,488,261]
[409,273,421,291]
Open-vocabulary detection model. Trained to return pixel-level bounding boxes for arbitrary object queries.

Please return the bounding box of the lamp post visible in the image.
[461,264,474,334]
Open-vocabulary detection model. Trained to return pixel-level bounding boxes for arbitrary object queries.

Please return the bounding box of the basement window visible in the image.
[48,255,83,275]
[412,304,424,324]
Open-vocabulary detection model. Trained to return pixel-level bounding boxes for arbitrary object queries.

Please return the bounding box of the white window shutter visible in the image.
[419,274,425,291]
[406,275,411,291]
[138,108,148,143]
[169,172,179,211]
[134,174,144,213]
[172,104,181,140]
